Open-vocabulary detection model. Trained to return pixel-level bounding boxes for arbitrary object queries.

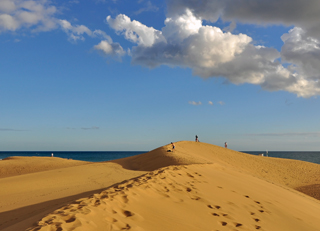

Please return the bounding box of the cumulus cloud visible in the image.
[279,27,320,97]
[208,101,213,105]
[166,0,320,39]
[189,101,202,105]
[0,0,57,33]
[106,3,320,97]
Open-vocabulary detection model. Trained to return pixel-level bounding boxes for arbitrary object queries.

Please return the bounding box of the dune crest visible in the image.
[113,141,320,197]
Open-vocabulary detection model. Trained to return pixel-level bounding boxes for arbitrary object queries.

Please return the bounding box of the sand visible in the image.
[1,141,320,231]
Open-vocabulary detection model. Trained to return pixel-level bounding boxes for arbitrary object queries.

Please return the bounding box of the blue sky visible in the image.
[1,0,320,151]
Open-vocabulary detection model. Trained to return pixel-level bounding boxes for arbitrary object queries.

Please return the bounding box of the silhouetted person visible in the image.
[171,142,175,151]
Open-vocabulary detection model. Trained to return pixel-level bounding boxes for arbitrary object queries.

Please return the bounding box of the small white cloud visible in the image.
[106,14,165,47]
[189,101,202,105]
[94,40,125,57]
[59,19,92,41]
[208,101,213,105]
[218,101,225,105]
[93,29,113,42]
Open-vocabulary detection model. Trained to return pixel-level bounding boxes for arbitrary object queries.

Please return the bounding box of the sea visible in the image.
[0,151,320,165]
[0,151,147,162]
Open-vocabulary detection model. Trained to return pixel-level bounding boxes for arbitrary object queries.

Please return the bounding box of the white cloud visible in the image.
[59,19,92,41]
[94,40,125,57]
[162,9,202,42]
[107,6,320,97]
[0,0,16,13]
[93,29,113,42]
[208,101,213,105]
[189,101,202,105]
[106,14,165,47]
[58,20,124,58]
[0,0,57,33]
[218,101,225,105]
[166,0,320,39]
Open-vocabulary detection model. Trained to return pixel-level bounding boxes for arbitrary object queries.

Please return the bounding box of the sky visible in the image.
[1,0,320,151]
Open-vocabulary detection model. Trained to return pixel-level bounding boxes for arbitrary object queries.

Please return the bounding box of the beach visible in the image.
[1,141,320,231]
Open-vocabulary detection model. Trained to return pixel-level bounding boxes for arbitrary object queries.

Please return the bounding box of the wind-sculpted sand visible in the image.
[1,141,320,231]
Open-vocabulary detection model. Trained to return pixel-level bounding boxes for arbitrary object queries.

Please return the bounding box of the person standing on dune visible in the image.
[171,142,175,151]
[195,135,199,142]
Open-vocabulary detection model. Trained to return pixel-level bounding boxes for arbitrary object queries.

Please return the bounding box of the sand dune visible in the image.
[28,164,320,231]
[1,141,320,231]
[0,156,90,178]
[0,158,146,231]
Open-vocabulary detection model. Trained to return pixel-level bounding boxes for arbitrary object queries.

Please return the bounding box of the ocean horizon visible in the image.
[1,150,320,165]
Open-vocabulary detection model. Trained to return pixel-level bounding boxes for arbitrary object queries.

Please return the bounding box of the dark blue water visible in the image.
[1,151,319,165]
[0,151,146,162]
[243,151,320,165]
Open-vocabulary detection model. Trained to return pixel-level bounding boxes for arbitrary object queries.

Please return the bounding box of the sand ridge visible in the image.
[114,141,320,196]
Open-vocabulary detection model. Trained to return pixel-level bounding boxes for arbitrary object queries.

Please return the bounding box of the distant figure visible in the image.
[225,142,227,148]
[195,135,199,142]
[171,142,175,151]
[51,153,54,157]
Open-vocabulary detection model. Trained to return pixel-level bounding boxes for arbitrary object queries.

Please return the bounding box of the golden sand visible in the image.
[1,141,320,231]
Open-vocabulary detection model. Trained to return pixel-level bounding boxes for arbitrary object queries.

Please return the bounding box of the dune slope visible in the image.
[0,156,90,178]
[0,158,146,231]
[114,141,320,198]
[26,141,320,231]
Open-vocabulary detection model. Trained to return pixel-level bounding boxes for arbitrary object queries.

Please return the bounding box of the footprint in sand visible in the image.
[65,216,76,223]
[207,205,221,209]
[122,210,134,217]
[220,221,227,226]
[187,173,194,178]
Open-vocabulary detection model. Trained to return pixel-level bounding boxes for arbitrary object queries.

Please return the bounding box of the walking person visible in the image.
[225,142,227,148]
[195,135,199,142]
